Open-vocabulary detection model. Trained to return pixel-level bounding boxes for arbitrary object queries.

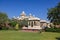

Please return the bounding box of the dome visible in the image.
[13,16,16,19]
[20,11,26,16]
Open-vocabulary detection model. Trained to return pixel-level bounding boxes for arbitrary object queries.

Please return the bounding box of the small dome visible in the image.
[20,11,26,16]
[17,16,19,18]
[29,13,33,18]
[13,16,16,19]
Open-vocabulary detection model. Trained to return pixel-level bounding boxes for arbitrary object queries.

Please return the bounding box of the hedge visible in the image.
[45,27,60,32]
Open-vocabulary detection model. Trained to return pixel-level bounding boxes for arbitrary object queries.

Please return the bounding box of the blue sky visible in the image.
[0,0,60,20]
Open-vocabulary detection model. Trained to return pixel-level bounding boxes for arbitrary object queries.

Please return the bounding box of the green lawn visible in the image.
[0,30,60,40]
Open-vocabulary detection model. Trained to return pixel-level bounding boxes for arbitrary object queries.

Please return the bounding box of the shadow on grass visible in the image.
[56,37,60,40]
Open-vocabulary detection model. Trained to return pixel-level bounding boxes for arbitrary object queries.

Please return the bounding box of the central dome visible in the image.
[20,11,26,16]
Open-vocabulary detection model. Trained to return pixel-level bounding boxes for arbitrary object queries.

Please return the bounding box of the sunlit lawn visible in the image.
[0,30,60,40]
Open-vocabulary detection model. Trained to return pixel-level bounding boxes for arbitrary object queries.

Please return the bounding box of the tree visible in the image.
[10,20,17,27]
[0,12,9,29]
[47,2,60,25]
[20,19,28,27]
[15,23,19,30]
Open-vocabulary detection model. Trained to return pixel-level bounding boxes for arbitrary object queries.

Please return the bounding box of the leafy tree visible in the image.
[0,12,8,23]
[10,21,15,27]
[9,18,20,30]
[20,19,28,27]
[15,23,19,30]
[47,2,60,25]
[9,20,17,28]
[0,12,9,29]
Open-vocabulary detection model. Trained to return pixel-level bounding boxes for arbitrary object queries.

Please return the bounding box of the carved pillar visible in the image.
[33,21,34,27]
[30,21,31,27]
[28,21,29,26]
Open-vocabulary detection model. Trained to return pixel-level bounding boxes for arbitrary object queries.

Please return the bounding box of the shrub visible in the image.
[2,26,8,30]
[45,27,60,32]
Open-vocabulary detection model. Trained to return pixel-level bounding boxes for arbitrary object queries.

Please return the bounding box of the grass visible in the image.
[0,30,60,40]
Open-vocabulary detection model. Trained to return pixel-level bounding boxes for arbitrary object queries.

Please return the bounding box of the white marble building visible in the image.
[13,11,50,30]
